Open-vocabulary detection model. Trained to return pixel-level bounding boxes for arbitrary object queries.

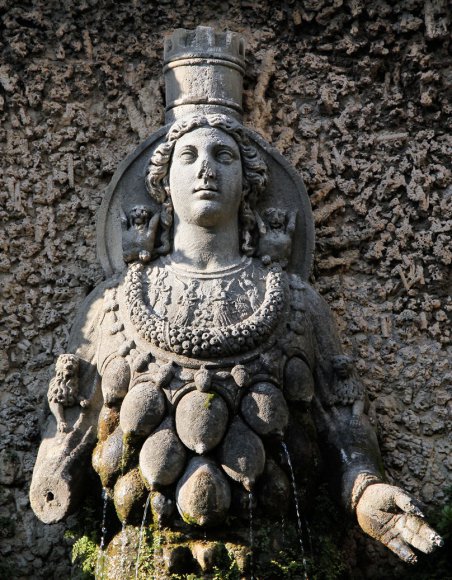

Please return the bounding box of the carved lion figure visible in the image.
[47,354,88,433]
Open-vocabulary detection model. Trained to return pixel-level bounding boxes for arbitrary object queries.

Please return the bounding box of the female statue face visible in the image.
[168,127,243,228]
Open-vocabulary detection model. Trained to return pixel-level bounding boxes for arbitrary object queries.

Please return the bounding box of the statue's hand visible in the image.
[356,483,443,563]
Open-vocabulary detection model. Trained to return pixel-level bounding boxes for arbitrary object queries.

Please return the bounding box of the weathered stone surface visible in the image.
[93,426,124,489]
[139,417,186,489]
[257,458,291,517]
[151,490,175,525]
[2,1,449,577]
[284,356,315,403]
[97,405,120,442]
[219,417,266,491]
[113,468,147,524]
[101,357,130,407]
[175,390,229,454]
[241,382,289,437]
[176,457,231,527]
[191,541,227,572]
[119,382,166,438]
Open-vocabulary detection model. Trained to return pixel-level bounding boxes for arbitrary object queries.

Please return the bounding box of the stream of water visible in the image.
[120,519,127,572]
[282,441,309,580]
[134,494,151,580]
[95,487,109,579]
[249,490,254,580]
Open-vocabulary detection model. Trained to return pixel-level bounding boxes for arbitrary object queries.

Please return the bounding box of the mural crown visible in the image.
[163,26,245,123]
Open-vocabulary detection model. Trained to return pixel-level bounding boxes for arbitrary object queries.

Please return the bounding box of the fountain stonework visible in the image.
[30,27,442,579]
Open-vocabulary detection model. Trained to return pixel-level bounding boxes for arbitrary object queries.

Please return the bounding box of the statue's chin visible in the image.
[188,200,236,228]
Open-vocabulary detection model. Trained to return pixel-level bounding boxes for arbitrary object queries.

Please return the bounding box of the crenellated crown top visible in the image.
[164,27,245,69]
[163,26,246,123]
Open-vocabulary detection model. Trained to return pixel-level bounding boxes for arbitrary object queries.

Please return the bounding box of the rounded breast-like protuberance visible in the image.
[113,468,147,524]
[139,417,187,489]
[119,381,166,439]
[240,382,289,438]
[176,457,231,527]
[97,405,120,442]
[92,426,124,488]
[101,357,130,407]
[283,356,314,403]
[219,417,265,491]
[175,389,229,454]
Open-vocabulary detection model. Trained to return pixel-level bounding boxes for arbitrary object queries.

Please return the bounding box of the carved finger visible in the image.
[386,537,417,564]
[394,514,421,536]
[412,520,444,552]
[400,525,440,555]
[393,490,424,518]
[417,520,443,546]
[394,515,443,554]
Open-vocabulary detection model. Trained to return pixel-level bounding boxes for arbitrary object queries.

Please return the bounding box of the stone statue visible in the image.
[47,354,90,433]
[30,26,442,576]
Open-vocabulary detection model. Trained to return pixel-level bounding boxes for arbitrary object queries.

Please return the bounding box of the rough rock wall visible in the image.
[0,0,450,578]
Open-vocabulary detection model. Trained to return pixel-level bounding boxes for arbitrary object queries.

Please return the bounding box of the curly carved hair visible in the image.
[47,354,79,406]
[145,114,268,256]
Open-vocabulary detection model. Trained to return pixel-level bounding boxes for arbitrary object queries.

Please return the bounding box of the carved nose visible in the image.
[198,160,215,180]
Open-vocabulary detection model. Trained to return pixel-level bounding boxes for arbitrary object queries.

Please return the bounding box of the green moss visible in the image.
[64,489,101,579]
[247,486,348,580]
[180,511,201,526]
[121,435,139,471]
[71,535,98,578]
[65,478,351,579]
[203,392,216,409]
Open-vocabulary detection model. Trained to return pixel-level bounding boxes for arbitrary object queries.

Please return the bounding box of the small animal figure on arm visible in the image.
[121,205,161,264]
[332,355,365,428]
[47,354,89,433]
[256,208,297,268]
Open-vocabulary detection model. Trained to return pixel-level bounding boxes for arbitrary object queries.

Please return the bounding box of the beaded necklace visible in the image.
[124,261,287,359]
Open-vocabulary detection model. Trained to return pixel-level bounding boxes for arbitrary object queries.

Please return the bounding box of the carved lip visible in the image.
[193,188,220,199]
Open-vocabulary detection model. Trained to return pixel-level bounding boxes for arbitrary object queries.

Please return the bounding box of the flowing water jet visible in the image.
[282,442,309,580]
[95,487,109,579]
[134,494,150,580]
[120,519,127,572]
[249,490,254,580]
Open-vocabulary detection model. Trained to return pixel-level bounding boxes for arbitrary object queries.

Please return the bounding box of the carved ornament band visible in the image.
[166,96,243,114]
[163,57,245,73]
[351,472,383,512]
[124,261,287,359]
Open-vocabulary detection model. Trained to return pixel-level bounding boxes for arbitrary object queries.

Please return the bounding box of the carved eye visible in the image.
[216,149,234,163]
[179,148,196,163]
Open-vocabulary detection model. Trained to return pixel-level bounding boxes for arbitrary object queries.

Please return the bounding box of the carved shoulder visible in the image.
[67,276,120,361]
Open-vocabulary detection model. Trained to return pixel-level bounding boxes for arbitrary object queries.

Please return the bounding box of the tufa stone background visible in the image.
[0,0,450,578]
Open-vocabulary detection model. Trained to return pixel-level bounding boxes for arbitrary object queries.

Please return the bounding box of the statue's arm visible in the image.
[302,285,383,503]
[30,281,109,524]
[304,284,442,562]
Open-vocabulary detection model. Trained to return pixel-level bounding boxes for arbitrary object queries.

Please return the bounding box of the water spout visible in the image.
[282,441,309,580]
[95,487,109,579]
[249,490,254,580]
[135,494,150,580]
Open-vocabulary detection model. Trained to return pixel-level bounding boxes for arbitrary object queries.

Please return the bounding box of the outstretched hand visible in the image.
[356,483,443,563]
